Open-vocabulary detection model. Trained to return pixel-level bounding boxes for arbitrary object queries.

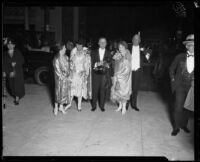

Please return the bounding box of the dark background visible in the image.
[3,2,195,43]
[85,4,194,41]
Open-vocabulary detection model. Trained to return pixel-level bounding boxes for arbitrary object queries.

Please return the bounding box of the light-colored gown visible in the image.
[53,55,71,104]
[111,50,132,102]
[184,80,194,112]
[70,47,92,99]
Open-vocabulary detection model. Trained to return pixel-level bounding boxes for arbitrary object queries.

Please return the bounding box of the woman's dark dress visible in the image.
[3,49,25,98]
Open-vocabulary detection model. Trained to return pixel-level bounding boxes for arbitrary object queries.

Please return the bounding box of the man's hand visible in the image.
[11,62,16,67]
[98,61,104,66]
[145,53,150,60]
[96,62,100,67]
[3,72,6,77]
[104,62,110,68]
[9,71,16,78]
[171,78,175,82]
[3,38,8,45]
[26,44,32,50]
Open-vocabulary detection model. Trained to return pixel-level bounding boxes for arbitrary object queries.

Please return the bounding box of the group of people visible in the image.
[52,33,194,137]
[52,33,151,116]
[2,32,194,136]
[53,39,91,115]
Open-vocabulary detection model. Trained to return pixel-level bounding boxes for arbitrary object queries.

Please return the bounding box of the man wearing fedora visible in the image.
[169,34,194,136]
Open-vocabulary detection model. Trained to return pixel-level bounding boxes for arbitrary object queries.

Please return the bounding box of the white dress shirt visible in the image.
[99,48,105,61]
[131,45,140,71]
[186,51,194,73]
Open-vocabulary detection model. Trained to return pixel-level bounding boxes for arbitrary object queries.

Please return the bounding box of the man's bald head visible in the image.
[132,34,141,46]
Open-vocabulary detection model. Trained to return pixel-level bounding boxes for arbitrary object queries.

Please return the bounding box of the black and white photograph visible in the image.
[2,0,198,160]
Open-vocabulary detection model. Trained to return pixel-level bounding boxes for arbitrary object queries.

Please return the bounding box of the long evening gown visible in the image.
[70,47,92,99]
[111,50,132,102]
[53,55,71,104]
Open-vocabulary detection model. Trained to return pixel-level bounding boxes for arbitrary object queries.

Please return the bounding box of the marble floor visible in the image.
[2,84,194,160]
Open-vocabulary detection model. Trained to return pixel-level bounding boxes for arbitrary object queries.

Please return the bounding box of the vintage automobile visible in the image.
[23,50,56,86]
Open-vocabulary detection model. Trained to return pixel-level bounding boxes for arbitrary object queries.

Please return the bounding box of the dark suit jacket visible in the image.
[169,52,194,93]
[91,49,112,88]
[91,49,112,73]
[3,49,25,98]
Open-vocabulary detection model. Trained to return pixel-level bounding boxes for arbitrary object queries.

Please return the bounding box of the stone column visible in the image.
[50,7,62,43]
[25,7,29,30]
[44,7,50,32]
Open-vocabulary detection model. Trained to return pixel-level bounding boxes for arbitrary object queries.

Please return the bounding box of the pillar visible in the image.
[25,7,29,30]
[73,7,79,40]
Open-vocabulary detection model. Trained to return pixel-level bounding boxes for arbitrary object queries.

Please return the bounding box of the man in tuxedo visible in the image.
[169,34,194,136]
[91,37,111,112]
[127,33,149,111]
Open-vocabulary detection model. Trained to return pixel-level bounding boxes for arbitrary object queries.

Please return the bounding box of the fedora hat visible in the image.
[183,34,194,45]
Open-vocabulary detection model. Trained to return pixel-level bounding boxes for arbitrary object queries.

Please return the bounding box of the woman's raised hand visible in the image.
[12,62,16,67]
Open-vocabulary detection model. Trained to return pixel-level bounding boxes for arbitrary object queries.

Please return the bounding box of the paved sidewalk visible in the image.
[2,84,194,160]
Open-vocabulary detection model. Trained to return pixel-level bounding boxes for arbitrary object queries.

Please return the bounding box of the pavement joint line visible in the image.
[128,108,141,155]
[73,109,104,156]
[3,115,53,155]
[3,85,194,158]
[139,91,144,156]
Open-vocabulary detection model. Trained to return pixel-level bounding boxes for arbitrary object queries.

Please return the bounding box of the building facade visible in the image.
[3,6,85,43]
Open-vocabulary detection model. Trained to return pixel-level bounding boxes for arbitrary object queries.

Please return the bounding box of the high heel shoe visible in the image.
[78,105,82,112]
[54,107,58,116]
[54,103,58,116]
[116,106,122,112]
[116,103,122,112]
[122,106,126,115]
[64,104,71,111]
[59,105,66,114]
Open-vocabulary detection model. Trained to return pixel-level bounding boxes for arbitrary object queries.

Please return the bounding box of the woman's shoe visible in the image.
[122,105,126,115]
[14,100,19,105]
[59,105,66,114]
[78,105,82,111]
[122,108,126,115]
[171,128,180,136]
[116,103,122,112]
[116,107,122,112]
[54,107,58,116]
[64,104,71,111]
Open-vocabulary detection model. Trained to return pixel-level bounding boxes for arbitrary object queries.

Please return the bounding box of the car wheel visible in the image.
[34,66,49,86]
